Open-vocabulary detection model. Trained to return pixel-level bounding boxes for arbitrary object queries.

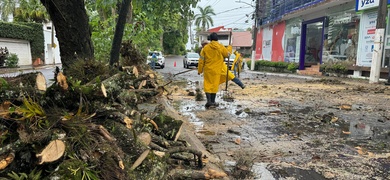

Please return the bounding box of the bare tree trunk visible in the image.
[109,0,132,66]
[126,1,133,24]
[40,0,94,73]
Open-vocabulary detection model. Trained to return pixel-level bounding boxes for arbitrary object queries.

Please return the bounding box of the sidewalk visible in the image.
[0,64,61,75]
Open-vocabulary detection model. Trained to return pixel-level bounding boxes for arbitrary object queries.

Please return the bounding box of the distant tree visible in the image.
[14,0,49,22]
[246,27,252,31]
[0,0,16,21]
[194,5,215,31]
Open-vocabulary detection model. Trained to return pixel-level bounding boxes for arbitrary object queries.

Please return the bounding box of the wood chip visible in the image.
[331,116,339,123]
[138,80,147,89]
[36,72,47,91]
[119,160,125,170]
[131,149,150,170]
[342,131,351,135]
[56,72,68,90]
[0,152,15,170]
[234,138,241,145]
[207,168,227,179]
[133,66,139,78]
[124,116,133,129]
[153,151,165,157]
[36,140,65,164]
[149,73,155,79]
[339,104,352,110]
[0,101,11,118]
[101,83,107,97]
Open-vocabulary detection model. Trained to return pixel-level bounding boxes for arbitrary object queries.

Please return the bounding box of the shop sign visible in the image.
[356,0,390,11]
[333,14,352,25]
[357,11,377,66]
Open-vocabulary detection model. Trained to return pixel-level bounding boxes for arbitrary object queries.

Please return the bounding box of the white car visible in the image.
[183,52,200,69]
[322,51,347,62]
[147,51,165,69]
[224,53,236,69]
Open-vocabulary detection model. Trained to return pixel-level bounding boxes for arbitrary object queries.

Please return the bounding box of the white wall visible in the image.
[43,22,61,64]
[0,38,32,66]
[262,27,273,60]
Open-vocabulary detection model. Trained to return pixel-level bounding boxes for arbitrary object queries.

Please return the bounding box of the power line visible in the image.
[212,6,252,16]
[211,0,222,7]
[223,15,248,26]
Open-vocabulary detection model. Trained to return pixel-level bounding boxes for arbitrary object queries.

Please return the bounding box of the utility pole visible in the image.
[250,0,259,71]
[369,0,387,83]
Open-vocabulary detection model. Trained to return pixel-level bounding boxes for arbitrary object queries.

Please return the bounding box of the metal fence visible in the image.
[259,0,325,25]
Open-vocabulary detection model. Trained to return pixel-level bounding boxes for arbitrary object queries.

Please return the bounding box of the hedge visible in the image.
[246,60,298,73]
[0,22,44,59]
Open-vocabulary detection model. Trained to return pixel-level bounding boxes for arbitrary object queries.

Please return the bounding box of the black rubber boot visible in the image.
[205,93,212,108]
[210,93,219,108]
[232,77,246,89]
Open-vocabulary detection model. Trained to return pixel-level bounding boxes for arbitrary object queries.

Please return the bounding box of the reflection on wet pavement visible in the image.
[167,71,390,179]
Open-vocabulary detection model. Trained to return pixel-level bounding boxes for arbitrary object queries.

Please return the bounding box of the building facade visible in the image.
[255,0,390,77]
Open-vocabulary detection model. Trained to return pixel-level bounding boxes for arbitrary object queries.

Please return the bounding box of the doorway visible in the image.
[299,17,325,70]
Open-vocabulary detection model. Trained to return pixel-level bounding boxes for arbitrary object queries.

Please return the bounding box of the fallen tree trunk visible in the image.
[0,72,47,101]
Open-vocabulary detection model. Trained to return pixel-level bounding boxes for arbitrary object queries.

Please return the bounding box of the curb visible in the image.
[0,64,61,75]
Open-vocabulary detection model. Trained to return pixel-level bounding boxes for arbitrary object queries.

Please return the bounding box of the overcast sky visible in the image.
[187,0,255,49]
[193,0,255,30]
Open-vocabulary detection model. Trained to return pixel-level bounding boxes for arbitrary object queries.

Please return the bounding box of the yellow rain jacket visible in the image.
[220,61,235,85]
[198,41,232,93]
[231,51,243,73]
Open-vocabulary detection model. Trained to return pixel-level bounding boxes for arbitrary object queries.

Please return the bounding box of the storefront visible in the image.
[256,22,286,61]
[295,1,358,70]
[284,19,302,63]
[256,0,358,71]
[356,0,390,67]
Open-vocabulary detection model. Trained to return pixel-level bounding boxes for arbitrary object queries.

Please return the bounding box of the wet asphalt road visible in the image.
[157,55,390,179]
[155,55,202,81]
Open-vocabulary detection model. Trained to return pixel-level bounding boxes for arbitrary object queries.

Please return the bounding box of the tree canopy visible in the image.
[0,0,16,21]
[194,5,215,32]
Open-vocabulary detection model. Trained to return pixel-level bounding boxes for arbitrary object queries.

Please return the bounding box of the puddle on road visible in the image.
[173,80,249,132]
[176,96,248,132]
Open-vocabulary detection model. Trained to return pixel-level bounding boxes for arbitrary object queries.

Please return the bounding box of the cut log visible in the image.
[6,72,47,91]
[168,147,203,168]
[137,132,151,146]
[0,72,47,101]
[36,72,47,91]
[36,139,66,164]
[149,142,167,152]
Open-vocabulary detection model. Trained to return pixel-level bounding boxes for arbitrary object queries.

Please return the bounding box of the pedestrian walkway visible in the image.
[0,64,61,75]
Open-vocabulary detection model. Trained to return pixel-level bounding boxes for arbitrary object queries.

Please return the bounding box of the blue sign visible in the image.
[356,0,390,11]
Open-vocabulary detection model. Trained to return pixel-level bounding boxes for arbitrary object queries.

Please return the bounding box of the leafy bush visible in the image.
[0,22,44,59]
[320,61,352,74]
[5,53,19,68]
[247,60,297,73]
[287,63,298,72]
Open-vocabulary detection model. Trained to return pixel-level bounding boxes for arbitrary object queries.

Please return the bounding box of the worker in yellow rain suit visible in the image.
[198,33,245,109]
[231,51,244,77]
[219,59,245,90]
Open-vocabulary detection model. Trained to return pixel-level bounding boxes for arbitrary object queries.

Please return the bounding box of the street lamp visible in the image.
[236,0,258,70]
